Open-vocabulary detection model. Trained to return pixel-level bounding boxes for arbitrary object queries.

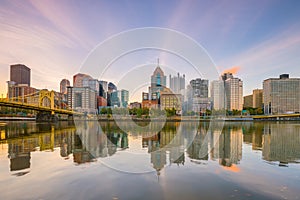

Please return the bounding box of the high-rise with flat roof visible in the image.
[210,80,225,110]
[223,73,243,111]
[169,73,185,94]
[110,89,129,108]
[243,95,253,108]
[263,74,300,114]
[10,64,31,86]
[253,89,263,108]
[67,86,97,113]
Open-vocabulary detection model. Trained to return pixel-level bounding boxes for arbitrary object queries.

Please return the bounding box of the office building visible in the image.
[160,87,183,113]
[149,60,166,99]
[67,86,97,113]
[190,78,209,98]
[110,89,129,108]
[99,80,108,98]
[253,89,263,108]
[223,73,243,111]
[73,73,93,87]
[60,79,70,94]
[243,94,253,108]
[210,80,225,110]
[188,78,211,113]
[83,78,99,93]
[10,64,31,86]
[263,74,300,114]
[7,81,37,102]
[142,92,159,109]
[169,73,185,94]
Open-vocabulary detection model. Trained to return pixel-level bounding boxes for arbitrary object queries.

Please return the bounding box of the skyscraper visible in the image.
[82,78,99,93]
[67,86,97,113]
[210,80,225,110]
[223,73,243,111]
[149,59,166,99]
[110,89,129,108]
[60,79,70,94]
[99,80,108,98]
[253,89,263,108]
[169,73,185,94]
[10,64,31,86]
[73,73,93,87]
[243,94,253,108]
[189,78,211,113]
[190,78,209,98]
[263,74,300,114]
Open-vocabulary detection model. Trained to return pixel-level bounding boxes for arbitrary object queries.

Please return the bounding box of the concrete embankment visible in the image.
[0,116,36,121]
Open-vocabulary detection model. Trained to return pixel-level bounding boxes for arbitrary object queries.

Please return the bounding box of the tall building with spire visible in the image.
[149,59,166,100]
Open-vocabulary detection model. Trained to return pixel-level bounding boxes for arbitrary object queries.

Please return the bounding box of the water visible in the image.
[0,121,299,200]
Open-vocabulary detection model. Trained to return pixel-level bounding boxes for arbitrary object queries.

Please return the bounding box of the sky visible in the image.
[1,0,300,101]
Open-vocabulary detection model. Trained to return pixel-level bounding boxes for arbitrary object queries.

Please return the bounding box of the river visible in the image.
[0,121,299,200]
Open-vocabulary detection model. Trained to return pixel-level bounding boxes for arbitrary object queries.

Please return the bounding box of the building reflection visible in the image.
[1,121,300,174]
[262,123,300,165]
[142,122,187,174]
[210,124,243,167]
[187,124,209,162]
[0,122,78,173]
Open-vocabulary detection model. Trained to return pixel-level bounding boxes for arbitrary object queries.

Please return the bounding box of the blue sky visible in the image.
[0,0,300,100]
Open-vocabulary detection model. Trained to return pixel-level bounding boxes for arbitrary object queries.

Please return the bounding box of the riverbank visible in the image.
[1,115,300,122]
[0,116,36,121]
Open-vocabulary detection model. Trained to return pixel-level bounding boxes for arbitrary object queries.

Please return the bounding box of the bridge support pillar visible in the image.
[36,112,58,123]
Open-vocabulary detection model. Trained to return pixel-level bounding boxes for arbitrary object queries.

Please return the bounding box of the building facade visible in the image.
[210,80,225,110]
[67,87,97,113]
[263,74,300,114]
[10,64,31,86]
[60,79,70,94]
[110,89,129,108]
[253,89,263,108]
[160,88,183,113]
[190,78,209,98]
[99,80,108,98]
[243,94,253,108]
[188,78,211,113]
[7,81,37,103]
[223,73,243,111]
[82,78,99,93]
[169,73,185,94]
[149,63,166,99]
[73,73,93,87]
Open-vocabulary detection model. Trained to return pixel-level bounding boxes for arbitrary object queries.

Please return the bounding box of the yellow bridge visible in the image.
[0,90,82,121]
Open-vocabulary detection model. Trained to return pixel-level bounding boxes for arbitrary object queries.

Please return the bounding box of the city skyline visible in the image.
[1,0,300,98]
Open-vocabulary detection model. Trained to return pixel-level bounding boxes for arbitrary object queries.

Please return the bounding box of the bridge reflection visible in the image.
[0,121,300,176]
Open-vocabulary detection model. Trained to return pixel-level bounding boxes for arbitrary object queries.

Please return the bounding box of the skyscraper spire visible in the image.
[157,58,159,66]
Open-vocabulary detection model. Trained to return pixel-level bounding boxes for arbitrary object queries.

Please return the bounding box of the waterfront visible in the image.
[0,121,299,200]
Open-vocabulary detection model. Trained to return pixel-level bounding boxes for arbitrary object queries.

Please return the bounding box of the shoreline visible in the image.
[1,116,300,122]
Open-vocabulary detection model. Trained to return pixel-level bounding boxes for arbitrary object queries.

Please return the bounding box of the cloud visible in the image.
[222,66,241,74]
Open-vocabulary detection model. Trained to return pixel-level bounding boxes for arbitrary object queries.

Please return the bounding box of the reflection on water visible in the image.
[1,121,300,174]
[1,121,300,199]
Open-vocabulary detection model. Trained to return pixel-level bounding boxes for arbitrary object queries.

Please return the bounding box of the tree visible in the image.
[100,107,107,115]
